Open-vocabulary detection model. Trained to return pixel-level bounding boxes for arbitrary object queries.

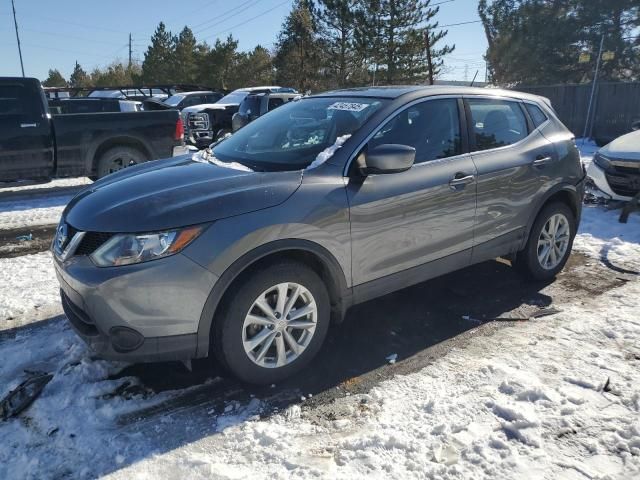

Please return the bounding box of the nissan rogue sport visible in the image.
[53,86,585,384]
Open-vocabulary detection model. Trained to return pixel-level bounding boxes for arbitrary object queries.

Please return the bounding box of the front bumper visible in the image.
[53,251,218,362]
[586,161,637,202]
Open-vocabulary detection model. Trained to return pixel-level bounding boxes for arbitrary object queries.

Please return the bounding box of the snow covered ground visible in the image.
[0,177,91,193]
[0,194,71,231]
[1,140,639,479]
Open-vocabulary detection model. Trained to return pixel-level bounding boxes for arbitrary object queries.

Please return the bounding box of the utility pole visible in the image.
[582,33,605,143]
[11,0,25,77]
[425,30,434,85]
[128,33,132,69]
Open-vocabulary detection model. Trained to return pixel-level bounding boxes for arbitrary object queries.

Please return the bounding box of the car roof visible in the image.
[312,85,545,103]
[179,91,215,96]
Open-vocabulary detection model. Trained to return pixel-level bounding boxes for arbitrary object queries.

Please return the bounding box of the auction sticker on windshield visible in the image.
[328,102,369,112]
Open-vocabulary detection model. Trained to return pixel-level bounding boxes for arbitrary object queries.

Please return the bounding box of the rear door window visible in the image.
[467,98,528,151]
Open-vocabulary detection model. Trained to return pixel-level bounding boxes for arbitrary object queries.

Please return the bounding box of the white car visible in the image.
[586,130,640,202]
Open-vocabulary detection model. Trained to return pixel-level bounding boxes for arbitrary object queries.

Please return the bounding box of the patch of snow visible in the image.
[0,195,70,230]
[0,177,91,193]
[306,135,351,170]
[574,204,640,271]
[0,252,59,323]
[191,150,253,172]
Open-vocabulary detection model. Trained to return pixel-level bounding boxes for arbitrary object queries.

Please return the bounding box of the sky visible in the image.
[0,0,488,83]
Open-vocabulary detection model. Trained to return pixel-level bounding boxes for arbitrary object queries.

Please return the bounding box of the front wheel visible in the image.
[212,261,330,385]
[516,202,576,281]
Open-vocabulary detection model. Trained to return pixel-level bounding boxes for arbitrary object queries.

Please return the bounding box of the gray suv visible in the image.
[52,86,585,384]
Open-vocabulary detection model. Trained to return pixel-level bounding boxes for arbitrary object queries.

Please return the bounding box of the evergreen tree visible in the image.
[274,0,325,92]
[478,0,640,85]
[315,0,360,87]
[174,27,198,83]
[91,62,138,86]
[373,0,454,84]
[206,35,240,90]
[69,61,90,87]
[142,22,177,83]
[42,69,67,87]
[231,46,275,89]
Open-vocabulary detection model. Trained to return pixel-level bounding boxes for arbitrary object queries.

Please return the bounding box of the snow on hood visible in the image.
[182,103,236,114]
[306,135,352,170]
[600,130,640,161]
[192,149,252,172]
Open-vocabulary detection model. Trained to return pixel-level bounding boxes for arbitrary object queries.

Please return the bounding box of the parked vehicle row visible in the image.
[0,77,187,182]
[53,85,585,385]
[182,86,298,148]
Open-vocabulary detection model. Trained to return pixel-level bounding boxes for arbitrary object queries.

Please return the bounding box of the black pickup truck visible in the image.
[1,77,187,182]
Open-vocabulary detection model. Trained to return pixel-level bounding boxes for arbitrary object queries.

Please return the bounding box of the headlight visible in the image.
[593,153,613,171]
[90,226,203,267]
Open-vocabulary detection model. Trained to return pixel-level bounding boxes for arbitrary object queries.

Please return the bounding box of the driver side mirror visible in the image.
[359,144,415,176]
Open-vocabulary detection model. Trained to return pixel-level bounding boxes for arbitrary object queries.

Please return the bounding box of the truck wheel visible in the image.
[96,146,146,179]
[516,202,576,281]
[212,261,330,385]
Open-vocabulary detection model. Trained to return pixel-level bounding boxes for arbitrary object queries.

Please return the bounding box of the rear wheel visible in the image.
[212,261,330,385]
[95,146,146,179]
[516,202,576,281]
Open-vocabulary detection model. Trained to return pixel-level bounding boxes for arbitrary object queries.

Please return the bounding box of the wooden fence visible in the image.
[514,82,640,144]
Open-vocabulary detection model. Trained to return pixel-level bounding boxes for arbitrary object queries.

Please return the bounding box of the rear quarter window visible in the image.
[525,103,549,128]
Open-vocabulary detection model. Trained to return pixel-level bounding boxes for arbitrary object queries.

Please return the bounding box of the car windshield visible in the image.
[218,91,250,104]
[164,94,186,106]
[213,96,388,171]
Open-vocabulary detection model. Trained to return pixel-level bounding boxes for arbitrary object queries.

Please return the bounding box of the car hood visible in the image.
[64,155,302,233]
[600,131,640,161]
[182,103,237,114]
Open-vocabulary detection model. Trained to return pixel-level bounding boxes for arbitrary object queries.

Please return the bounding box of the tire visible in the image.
[212,261,330,385]
[95,146,147,179]
[516,202,576,281]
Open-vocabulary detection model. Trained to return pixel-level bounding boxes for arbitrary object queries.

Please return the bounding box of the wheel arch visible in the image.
[195,239,351,358]
[520,182,582,251]
[88,136,152,175]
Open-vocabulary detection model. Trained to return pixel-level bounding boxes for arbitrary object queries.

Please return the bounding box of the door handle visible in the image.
[20,123,38,128]
[449,173,475,190]
[532,155,552,168]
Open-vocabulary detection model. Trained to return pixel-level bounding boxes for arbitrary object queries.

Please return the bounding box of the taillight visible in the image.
[174,117,184,142]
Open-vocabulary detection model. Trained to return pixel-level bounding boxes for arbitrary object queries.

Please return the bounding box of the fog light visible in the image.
[110,326,144,353]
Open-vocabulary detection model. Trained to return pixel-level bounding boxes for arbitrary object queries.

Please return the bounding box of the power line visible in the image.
[22,43,125,61]
[20,28,128,46]
[439,20,482,28]
[7,12,129,34]
[204,0,290,39]
[192,0,260,33]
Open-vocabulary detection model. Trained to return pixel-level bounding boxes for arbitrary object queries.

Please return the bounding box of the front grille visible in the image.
[75,232,114,256]
[605,171,640,197]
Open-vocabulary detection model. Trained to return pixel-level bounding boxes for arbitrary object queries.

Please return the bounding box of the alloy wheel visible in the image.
[537,213,570,270]
[242,282,318,368]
